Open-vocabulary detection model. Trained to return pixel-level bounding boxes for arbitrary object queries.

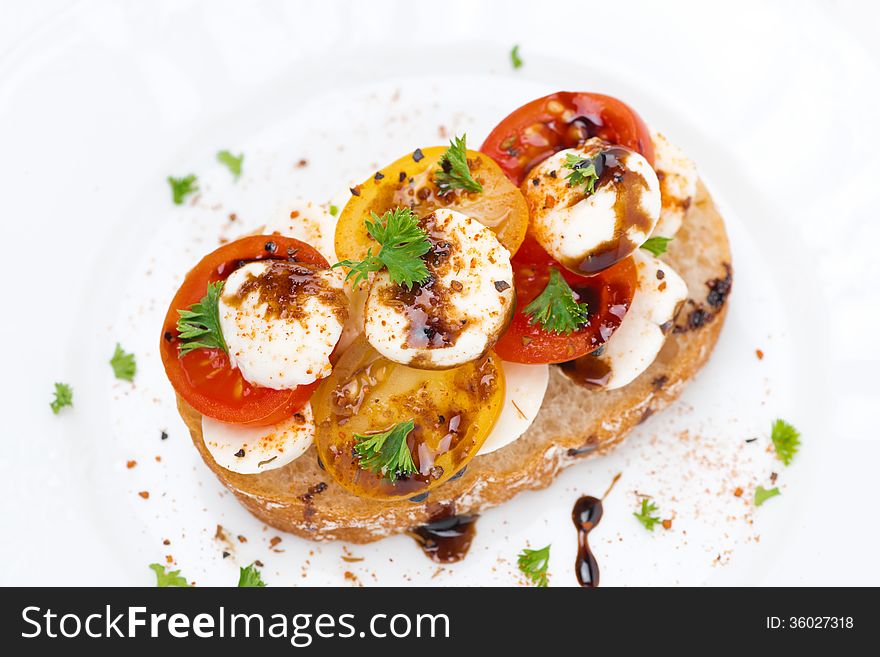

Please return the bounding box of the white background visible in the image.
[1,0,878,586]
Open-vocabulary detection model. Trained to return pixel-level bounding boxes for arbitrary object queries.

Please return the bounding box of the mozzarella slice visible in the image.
[522,140,661,275]
[650,130,698,238]
[202,404,315,474]
[218,260,347,389]
[364,208,515,369]
[477,362,549,455]
[560,250,687,390]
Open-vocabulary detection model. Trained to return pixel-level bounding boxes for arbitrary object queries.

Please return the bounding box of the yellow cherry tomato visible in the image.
[335,146,528,263]
[311,337,505,501]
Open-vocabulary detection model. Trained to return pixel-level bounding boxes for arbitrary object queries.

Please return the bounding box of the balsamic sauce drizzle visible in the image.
[409,514,478,563]
[572,496,603,587]
[572,472,621,587]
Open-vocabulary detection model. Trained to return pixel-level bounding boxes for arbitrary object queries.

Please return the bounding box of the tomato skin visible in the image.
[493,236,637,364]
[160,236,329,426]
[480,91,655,186]
[311,338,505,501]
[335,146,529,261]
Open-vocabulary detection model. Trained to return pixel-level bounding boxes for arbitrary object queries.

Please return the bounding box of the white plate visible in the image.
[1,0,878,586]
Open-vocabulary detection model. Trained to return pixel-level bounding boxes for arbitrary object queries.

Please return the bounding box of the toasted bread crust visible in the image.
[177,181,731,543]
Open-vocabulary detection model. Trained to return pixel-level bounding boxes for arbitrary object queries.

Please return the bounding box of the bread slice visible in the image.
[177,181,731,543]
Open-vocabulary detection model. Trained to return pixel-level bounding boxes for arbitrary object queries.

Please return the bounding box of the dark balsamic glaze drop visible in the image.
[409,514,478,563]
[572,496,603,587]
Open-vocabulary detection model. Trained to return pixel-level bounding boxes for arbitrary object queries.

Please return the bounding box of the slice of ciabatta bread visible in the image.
[177,180,731,543]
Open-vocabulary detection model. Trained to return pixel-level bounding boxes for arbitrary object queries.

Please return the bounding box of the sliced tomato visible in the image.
[311,337,505,501]
[335,146,529,261]
[160,235,329,426]
[480,91,654,185]
[493,236,637,364]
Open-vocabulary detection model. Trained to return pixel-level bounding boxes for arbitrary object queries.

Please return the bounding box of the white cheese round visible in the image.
[477,361,549,455]
[522,141,661,275]
[202,404,315,474]
[562,250,687,390]
[219,260,347,389]
[364,208,515,369]
[650,130,698,238]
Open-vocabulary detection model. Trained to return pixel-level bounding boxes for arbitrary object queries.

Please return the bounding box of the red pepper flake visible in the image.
[755,349,764,360]
[770,472,778,483]
[296,158,308,168]
[543,194,557,209]
[254,560,264,567]
[289,210,300,219]
[662,519,673,530]
[126,460,137,469]
[269,536,282,549]
[165,555,173,564]
[163,539,170,545]
[138,491,150,499]
[349,185,362,197]
[734,487,744,497]
[237,535,247,543]
[155,455,161,462]
[412,148,425,162]
[228,213,237,222]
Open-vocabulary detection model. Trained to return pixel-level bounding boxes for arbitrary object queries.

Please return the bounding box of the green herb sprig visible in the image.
[524,268,589,334]
[333,208,430,290]
[353,419,418,483]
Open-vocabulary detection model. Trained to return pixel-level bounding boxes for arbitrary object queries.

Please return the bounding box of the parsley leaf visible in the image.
[329,204,339,217]
[110,344,136,381]
[755,485,781,507]
[332,207,430,290]
[217,150,244,179]
[176,281,229,356]
[167,174,199,205]
[517,544,550,587]
[149,563,191,587]
[563,151,605,195]
[354,419,417,483]
[50,382,73,414]
[524,268,589,334]
[510,44,523,70]
[770,419,800,466]
[434,134,483,195]
[641,236,673,256]
[238,562,267,587]
[633,498,662,531]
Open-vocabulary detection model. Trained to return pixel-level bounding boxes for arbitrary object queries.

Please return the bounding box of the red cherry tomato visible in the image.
[493,236,637,364]
[160,236,329,426]
[480,91,655,185]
